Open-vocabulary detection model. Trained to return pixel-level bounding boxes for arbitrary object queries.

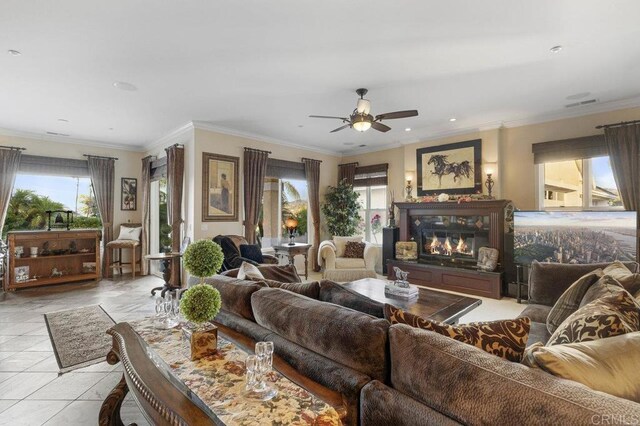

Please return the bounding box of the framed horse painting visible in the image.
[416,139,482,195]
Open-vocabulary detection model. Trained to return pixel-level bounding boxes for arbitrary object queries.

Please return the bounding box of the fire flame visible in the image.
[456,237,468,253]
[444,237,452,256]
[427,235,441,254]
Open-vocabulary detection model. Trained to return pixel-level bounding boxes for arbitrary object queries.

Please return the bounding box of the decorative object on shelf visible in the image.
[82,262,97,273]
[417,139,482,195]
[202,152,239,222]
[245,341,278,400]
[14,246,24,258]
[29,247,38,257]
[385,266,419,299]
[51,267,63,278]
[69,241,78,254]
[120,177,137,211]
[485,174,495,198]
[46,210,73,231]
[371,214,383,243]
[483,162,497,199]
[41,241,50,256]
[180,284,222,360]
[477,247,499,272]
[284,217,298,245]
[321,179,361,237]
[405,171,414,200]
[437,193,450,202]
[457,195,472,204]
[14,266,29,282]
[395,241,418,260]
[388,191,396,227]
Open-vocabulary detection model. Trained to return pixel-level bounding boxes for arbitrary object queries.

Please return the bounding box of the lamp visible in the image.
[352,114,372,132]
[284,217,298,245]
[484,163,497,198]
[405,171,414,200]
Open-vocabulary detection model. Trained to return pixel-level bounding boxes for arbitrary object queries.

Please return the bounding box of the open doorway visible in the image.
[149,178,172,276]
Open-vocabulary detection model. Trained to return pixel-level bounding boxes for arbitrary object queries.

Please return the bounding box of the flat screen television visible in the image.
[513,211,637,265]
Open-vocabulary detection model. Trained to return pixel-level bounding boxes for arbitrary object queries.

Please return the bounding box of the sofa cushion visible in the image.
[334,257,366,269]
[201,275,266,321]
[389,324,640,425]
[239,243,264,263]
[237,261,264,280]
[547,290,640,345]
[251,288,389,382]
[333,236,363,257]
[319,280,384,318]
[223,264,302,283]
[546,270,603,333]
[603,261,640,294]
[527,321,551,346]
[528,261,638,307]
[579,275,624,307]
[257,279,320,300]
[523,332,640,403]
[344,241,365,258]
[385,304,530,362]
[213,309,273,342]
[519,304,552,324]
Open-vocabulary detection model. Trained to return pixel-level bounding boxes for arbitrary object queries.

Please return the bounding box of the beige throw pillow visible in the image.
[237,262,264,280]
[333,236,363,257]
[546,269,603,334]
[524,332,640,403]
[603,261,640,295]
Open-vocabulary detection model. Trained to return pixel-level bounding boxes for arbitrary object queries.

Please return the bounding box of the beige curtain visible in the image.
[605,124,640,255]
[166,145,184,286]
[87,157,115,277]
[140,156,152,275]
[303,158,322,271]
[243,148,270,244]
[0,148,22,236]
[338,162,358,186]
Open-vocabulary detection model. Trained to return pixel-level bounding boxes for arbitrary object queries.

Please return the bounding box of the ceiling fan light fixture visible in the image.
[356,99,371,115]
[352,114,372,132]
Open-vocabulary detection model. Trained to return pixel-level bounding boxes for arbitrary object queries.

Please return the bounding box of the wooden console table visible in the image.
[100,319,345,425]
[272,243,311,279]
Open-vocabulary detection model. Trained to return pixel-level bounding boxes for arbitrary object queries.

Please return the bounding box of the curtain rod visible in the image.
[244,147,271,154]
[339,162,359,167]
[595,119,640,129]
[83,154,119,160]
[0,145,26,151]
[301,157,322,163]
[165,143,184,150]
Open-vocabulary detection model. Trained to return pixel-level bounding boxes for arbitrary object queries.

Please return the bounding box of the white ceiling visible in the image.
[2,0,640,154]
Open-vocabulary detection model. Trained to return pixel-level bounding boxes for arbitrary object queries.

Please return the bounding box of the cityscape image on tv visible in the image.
[514,211,637,265]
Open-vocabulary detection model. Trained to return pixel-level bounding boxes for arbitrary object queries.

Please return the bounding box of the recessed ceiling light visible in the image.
[405,127,411,132]
[298,125,304,128]
[344,142,354,146]
[566,92,590,100]
[550,45,563,53]
[113,81,137,91]
[109,127,114,131]
[57,118,69,123]
[7,49,21,56]
[359,144,367,148]
[449,118,457,122]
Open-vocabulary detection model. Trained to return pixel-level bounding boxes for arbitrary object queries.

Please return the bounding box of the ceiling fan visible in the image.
[309,88,418,133]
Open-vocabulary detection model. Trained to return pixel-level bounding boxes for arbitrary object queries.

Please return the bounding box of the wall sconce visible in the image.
[284,217,298,245]
[405,171,414,200]
[484,163,497,199]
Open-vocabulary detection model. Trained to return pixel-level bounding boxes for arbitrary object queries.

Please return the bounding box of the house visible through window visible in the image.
[353,163,388,243]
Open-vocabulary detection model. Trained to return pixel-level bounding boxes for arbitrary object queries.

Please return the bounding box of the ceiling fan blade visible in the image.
[330,124,351,133]
[375,110,419,120]
[371,121,391,132]
[309,115,348,121]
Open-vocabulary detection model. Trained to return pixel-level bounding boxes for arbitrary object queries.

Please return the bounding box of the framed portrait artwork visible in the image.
[121,178,137,211]
[416,139,482,196]
[202,152,239,221]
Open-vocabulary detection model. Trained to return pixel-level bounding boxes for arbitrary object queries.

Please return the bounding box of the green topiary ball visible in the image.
[183,239,224,280]
[180,284,222,324]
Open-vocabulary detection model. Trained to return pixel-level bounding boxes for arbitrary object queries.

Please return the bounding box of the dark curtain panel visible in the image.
[166,145,185,286]
[243,148,270,243]
[87,157,115,277]
[0,149,22,236]
[303,158,322,271]
[140,156,153,275]
[605,124,640,255]
[338,162,358,186]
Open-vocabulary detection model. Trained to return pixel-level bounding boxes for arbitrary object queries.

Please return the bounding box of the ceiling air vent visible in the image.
[46,131,70,136]
[565,99,598,108]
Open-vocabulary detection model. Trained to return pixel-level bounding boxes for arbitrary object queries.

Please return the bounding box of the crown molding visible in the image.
[143,122,195,153]
[191,121,342,157]
[0,127,146,152]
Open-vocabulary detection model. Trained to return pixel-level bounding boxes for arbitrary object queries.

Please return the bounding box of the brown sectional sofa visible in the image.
[198,268,640,425]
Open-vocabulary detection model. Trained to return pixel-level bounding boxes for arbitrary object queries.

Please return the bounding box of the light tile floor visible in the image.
[0,271,525,425]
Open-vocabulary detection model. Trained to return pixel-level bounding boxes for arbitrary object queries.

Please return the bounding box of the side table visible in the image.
[146,252,182,297]
[272,243,311,279]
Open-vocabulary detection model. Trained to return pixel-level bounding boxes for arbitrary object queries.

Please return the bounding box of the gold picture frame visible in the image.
[202,152,239,222]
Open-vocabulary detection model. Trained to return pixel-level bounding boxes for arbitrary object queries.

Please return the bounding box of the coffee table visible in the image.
[343,278,482,324]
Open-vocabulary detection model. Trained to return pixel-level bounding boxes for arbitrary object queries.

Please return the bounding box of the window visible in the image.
[539,156,621,209]
[4,174,101,237]
[353,163,388,243]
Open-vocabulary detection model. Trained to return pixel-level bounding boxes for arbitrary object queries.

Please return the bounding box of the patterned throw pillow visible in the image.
[547,290,640,346]
[384,304,530,362]
[546,270,603,334]
[343,241,366,258]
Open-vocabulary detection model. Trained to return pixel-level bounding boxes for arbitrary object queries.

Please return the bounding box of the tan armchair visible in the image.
[318,236,379,281]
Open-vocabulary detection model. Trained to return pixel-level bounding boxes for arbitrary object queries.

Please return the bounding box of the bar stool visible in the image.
[106,223,142,278]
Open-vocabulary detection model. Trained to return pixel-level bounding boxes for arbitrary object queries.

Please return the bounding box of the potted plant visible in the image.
[321,179,361,237]
[180,239,224,360]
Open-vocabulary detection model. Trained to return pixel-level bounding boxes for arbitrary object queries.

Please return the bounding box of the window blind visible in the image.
[532,135,607,164]
[354,163,388,187]
[266,158,306,180]
[18,155,89,177]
